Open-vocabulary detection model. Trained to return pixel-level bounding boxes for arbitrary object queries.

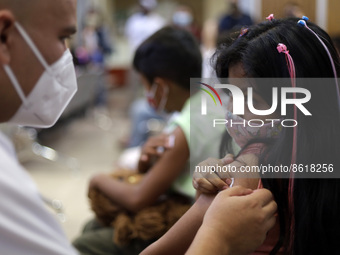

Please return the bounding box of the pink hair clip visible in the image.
[277,43,288,53]
[266,14,274,21]
[238,27,249,38]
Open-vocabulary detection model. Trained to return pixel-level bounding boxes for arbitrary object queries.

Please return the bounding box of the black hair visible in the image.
[133,26,202,90]
[215,18,340,254]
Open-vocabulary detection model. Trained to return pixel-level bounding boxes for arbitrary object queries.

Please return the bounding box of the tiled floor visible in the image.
[22,88,133,241]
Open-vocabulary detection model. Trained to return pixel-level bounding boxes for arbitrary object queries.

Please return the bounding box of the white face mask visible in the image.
[225,111,282,148]
[172,11,193,27]
[145,83,169,115]
[4,22,77,128]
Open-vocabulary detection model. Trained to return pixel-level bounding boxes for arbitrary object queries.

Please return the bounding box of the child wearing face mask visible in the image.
[142,16,340,255]
[73,26,233,255]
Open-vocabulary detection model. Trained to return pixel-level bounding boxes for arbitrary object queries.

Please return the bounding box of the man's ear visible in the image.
[0,10,15,65]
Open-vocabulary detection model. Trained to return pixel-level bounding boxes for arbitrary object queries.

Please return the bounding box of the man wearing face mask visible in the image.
[0,0,79,254]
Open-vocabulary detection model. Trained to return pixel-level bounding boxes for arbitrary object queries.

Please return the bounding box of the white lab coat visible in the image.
[0,132,78,255]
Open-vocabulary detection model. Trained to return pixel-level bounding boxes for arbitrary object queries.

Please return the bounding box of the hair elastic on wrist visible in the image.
[298,16,340,111]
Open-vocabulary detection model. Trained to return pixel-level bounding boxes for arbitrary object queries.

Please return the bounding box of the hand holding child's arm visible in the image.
[186,187,277,255]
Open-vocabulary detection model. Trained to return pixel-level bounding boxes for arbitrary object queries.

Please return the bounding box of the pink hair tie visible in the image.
[277,43,297,165]
[277,43,298,249]
[266,14,274,21]
[277,43,288,53]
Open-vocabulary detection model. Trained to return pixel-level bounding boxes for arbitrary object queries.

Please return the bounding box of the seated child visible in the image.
[73,26,229,255]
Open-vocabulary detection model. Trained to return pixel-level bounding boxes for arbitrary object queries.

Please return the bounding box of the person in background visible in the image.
[76,8,112,69]
[218,0,253,35]
[124,0,166,147]
[284,2,304,18]
[125,0,166,52]
[172,4,201,42]
[73,8,114,107]
[0,0,78,254]
[201,19,219,78]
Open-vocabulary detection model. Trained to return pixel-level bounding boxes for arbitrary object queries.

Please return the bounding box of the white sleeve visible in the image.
[0,134,78,255]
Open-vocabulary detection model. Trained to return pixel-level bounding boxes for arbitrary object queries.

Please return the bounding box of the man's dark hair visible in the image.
[133,26,202,90]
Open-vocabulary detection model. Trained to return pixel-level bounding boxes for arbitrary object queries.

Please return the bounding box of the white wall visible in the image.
[316,0,328,30]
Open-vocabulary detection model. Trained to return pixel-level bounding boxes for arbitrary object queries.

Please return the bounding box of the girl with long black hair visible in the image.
[142,17,340,255]
[214,16,340,254]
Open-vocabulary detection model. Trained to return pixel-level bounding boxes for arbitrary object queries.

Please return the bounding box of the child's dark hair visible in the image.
[133,26,202,90]
[215,18,340,254]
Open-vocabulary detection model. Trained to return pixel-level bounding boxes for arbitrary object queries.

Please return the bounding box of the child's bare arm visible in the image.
[232,153,260,189]
[141,194,215,255]
[89,126,189,212]
[138,133,175,173]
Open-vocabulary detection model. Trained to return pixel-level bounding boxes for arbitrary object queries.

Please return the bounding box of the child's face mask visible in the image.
[226,111,282,148]
[145,83,169,114]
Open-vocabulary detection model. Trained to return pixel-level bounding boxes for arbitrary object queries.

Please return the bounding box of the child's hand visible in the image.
[192,154,235,194]
[138,134,175,173]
